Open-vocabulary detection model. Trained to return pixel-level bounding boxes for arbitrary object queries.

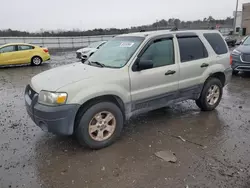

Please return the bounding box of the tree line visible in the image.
[0,16,234,37]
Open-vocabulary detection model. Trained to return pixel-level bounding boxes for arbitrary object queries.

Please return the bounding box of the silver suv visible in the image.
[25,30,232,149]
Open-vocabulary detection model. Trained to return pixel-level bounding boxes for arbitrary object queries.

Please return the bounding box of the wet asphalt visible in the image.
[0,50,250,188]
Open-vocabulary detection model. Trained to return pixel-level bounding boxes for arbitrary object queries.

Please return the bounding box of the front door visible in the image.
[129,36,179,111]
[0,45,18,65]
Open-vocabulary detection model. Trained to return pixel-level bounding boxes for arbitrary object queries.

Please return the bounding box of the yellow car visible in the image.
[0,43,50,66]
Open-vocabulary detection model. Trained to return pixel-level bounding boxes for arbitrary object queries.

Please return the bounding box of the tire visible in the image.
[31,56,42,66]
[195,78,223,111]
[75,102,124,149]
[232,70,239,75]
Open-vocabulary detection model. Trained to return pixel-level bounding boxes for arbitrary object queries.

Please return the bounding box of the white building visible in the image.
[233,11,242,33]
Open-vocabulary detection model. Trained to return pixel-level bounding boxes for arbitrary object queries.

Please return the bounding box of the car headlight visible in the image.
[38,91,67,106]
[232,49,242,56]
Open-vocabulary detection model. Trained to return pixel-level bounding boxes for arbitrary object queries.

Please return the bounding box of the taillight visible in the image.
[230,55,233,65]
[43,48,49,53]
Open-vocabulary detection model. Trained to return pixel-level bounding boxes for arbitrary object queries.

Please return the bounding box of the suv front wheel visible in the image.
[196,78,223,111]
[75,102,124,149]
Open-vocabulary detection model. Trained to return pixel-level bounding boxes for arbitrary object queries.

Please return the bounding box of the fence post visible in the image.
[23,37,26,43]
[88,36,90,45]
[72,37,74,49]
[58,37,60,49]
[42,37,45,47]
[4,37,6,44]
[101,35,103,41]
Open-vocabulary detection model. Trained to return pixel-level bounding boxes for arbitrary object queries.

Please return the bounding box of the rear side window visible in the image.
[203,33,228,55]
[18,45,34,51]
[177,37,208,62]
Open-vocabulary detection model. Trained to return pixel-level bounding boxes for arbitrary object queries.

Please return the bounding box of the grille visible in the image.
[76,52,82,59]
[241,54,250,62]
[25,85,37,99]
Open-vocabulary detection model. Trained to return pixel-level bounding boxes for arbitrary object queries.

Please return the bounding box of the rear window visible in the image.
[203,33,228,55]
[177,36,208,62]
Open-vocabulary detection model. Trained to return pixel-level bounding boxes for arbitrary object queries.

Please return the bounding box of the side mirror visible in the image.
[137,59,153,71]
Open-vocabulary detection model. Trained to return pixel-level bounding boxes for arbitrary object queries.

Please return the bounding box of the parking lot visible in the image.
[0,50,250,188]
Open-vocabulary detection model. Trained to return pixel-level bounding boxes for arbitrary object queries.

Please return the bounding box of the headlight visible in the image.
[232,49,242,56]
[82,50,90,54]
[38,91,67,106]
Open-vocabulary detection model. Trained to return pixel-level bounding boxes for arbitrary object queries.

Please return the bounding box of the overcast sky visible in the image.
[1,0,250,31]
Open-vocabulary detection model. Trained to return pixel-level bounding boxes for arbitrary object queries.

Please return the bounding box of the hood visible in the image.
[76,47,95,53]
[236,45,250,54]
[31,62,108,92]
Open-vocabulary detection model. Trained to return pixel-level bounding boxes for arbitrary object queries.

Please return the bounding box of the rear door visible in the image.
[16,45,35,64]
[0,45,18,65]
[177,33,210,97]
[129,36,179,111]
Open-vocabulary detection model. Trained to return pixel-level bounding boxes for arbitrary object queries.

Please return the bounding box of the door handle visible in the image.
[200,63,209,68]
[165,70,176,75]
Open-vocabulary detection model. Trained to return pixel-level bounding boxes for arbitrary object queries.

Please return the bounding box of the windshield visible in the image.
[88,41,105,48]
[242,36,250,45]
[88,36,144,68]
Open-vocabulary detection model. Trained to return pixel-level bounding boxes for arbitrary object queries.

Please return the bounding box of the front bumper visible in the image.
[232,55,250,72]
[25,85,80,136]
[76,52,82,59]
[232,63,250,72]
[76,52,88,60]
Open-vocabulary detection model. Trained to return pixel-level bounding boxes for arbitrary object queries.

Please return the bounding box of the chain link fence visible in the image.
[0,35,116,49]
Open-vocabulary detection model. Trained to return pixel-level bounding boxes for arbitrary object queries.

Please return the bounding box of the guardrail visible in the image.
[0,35,116,49]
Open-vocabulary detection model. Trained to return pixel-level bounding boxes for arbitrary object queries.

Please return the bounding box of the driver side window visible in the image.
[140,38,174,68]
[0,46,16,53]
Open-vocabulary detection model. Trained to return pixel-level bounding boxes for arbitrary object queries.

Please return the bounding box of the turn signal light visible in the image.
[230,55,233,65]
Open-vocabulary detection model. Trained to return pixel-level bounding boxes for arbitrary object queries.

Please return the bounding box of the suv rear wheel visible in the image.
[195,78,223,111]
[75,102,124,149]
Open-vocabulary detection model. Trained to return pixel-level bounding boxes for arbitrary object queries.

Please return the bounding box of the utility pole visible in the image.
[233,0,239,34]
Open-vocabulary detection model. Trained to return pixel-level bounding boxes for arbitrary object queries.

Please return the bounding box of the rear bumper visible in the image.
[224,68,232,85]
[43,54,51,62]
[25,85,79,135]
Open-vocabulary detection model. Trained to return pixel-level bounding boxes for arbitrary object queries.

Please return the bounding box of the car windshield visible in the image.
[242,36,250,45]
[88,41,105,48]
[88,36,144,68]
